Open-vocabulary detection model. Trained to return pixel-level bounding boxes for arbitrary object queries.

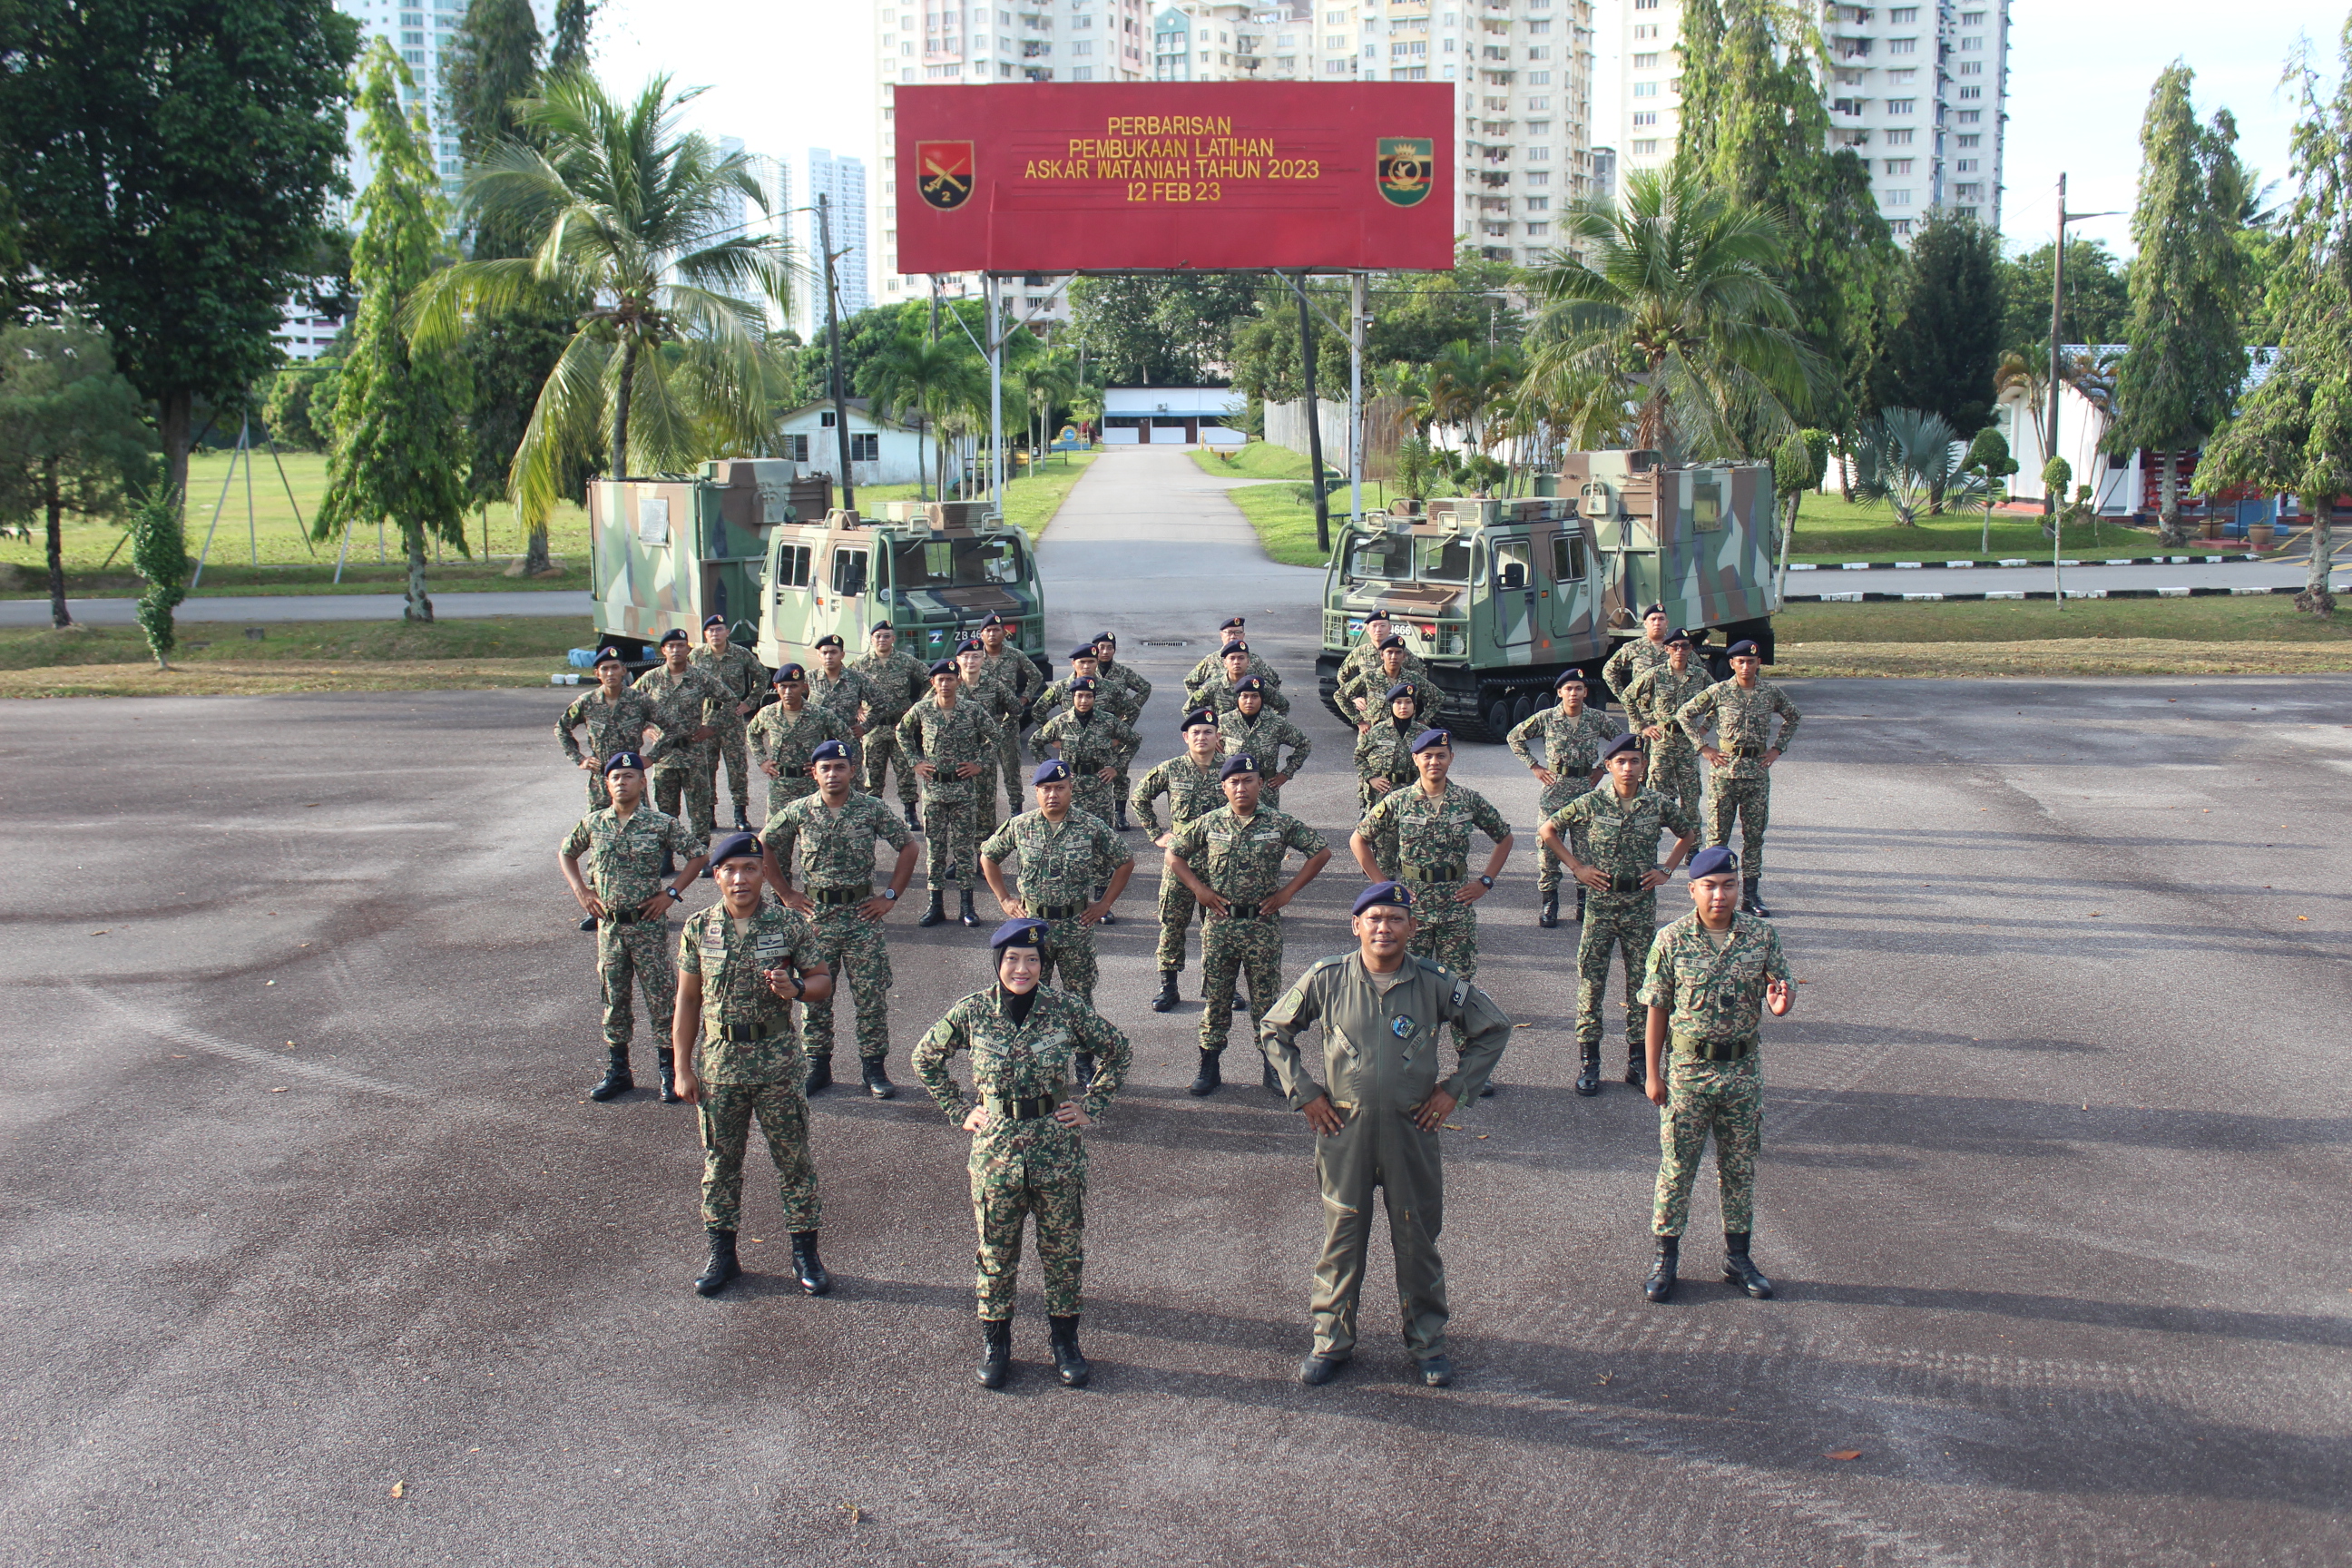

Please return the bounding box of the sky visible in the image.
[593,0,2325,283]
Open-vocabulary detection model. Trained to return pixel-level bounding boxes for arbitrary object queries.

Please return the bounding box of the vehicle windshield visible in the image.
[1345,530,1471,584]
[889,535,1024,589]
[1417,537,1471,582]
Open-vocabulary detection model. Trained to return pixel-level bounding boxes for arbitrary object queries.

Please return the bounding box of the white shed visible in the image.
[771,399,965,489]
[1101,387,1246,447]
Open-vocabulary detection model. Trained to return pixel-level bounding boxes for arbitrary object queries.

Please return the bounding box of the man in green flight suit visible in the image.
[1260,881,1513,1389]
[914,918,1134,1390]
[1132,708,1230,1013]
[854,622,931,829]
[1505,667,1619,929]
[1165,752,1332,1098]
[671,833,835,1299]
[981,759,1134,1033]
[1675,638,1801,916]
[1639,846,1793,1304]
[691,613,769,833]
[760,740,919,1102]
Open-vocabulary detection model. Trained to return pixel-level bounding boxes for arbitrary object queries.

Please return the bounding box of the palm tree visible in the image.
[1524,162,1820,460]
[407,74,790,534]
[1017,346,1081,471]
[1851,408,1977,526]
[861,329,985,500]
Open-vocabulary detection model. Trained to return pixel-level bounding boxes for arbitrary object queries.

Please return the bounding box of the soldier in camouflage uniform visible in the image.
[1218,676,1312,813]
[1675,639,1801,917]
[954,637,1023,846]
[808,633,882,782]
[671,834,835,1299]
[1601,603,1673,710]
[1184,616,1281,697]
[747,664,858,819]
[980,760,1134,1018]
[558,751,710,1102]
[634,628,727,844]
[1539,731,1700,1097]
[1622,629,1711,831]
[761,740,920,1102]
[691,615,769,833]
[1263,881,1514,1390]
[1334,612,1430,722]
[1132,708,1230,1014]
[1339,637,1439,728]
[1352,684,1428,880]
[1029,644,1103,728]
[1350,728,1513,1071]
[1166,753,1332,1097]
[1190,642,1293,720]
[978,612,1044,818]
[1029,677,1139,838]
[914,919,1134,1390]
[1088,633,1152,828]
[1506,667,1621,928]
[1638,846,1793,1305]
[554,646,681,813]
[854,622,931,828]
[898,657,1004,928]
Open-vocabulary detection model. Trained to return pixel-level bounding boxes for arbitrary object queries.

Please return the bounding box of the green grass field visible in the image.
[855,450,1098,540]
[1191,443,1330,482]
[1778,596,2349,645]
[0,615,593,671]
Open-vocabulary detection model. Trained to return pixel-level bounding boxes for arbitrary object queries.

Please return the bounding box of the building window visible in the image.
[1888,5,1917,18]
[1959,34,1982,49]
[1632,112,1656,126]
[1631,138,1658,154]
[1885,127,1914,145]
[1887,36,1916,54]
[783,434,809,462]
[1891,218,1912,237]
[1885,158,1913,174]
[1631,52,1658,67]
[1528,70,1549,83]
[1958,61,1982,74]
[1632,81,1657,97]
[1524,171,1549,185]
[1956,133,1981,148]
[1885,188,1913,206]
[1957,109,1982,122]
[849,433,881,463]
[1527,145,1548,160]
[1955,158,1978,172]
[1887,98,1915,114]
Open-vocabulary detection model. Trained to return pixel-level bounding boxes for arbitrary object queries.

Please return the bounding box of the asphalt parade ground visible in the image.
[2,446,2347,1566]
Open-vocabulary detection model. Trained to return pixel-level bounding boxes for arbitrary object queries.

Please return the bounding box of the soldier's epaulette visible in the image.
[1411,956,1472,1006]
[1307,954,1350,975]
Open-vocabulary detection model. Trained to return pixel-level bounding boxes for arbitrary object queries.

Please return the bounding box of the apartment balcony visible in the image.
[1479,170,1511,187]
[1021,40,1050,57]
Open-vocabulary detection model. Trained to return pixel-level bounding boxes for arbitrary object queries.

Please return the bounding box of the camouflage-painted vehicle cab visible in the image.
[1317,450,1780,738]
[590,458,832,658]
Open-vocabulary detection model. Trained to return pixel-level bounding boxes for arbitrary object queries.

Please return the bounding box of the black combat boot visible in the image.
[958,889,979,927]
[1744,877,1772,917]
[1048,1314,1091,1387]
[1626,1045,1646,1090]
[1574,887,1588,923]
[1538,887,1559,928]
[1574,1044,1601,1097]
[860,1056,896,1101]
[1644,1236,1680,1303]
[1298,1350,1349,1387]
[732,809,753,833]
[694,1229,740,1297]
[904,802,922,832]
[977,1318,1013,1388]
[1262,1057,1281,1093]
[1187,1049,1222,1097]
[1115,803,1132,832]
[1232,990,1250,1010]
[1417,1354,1454,1388]
[577,914,598,932]
[804,1054,834,1096]
[789,1230,831,1297]
[1722,1231,1773,1298]
[589,1050,633,1102]
[917,890,947,927]
[656,1047,681,1104]
[1093,886,1116,925]
[1073,1052,1096,1089]
[1151,970,1182,1013]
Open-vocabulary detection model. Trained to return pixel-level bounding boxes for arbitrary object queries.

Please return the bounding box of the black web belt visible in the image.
[1211,902,1267,920]
[713,1023,784,1044]
[1399,862,1467,884]
[810,884,871,906]
[985,1092,1063,1120]
[1033,902,1085,921]
[1672,1034,1757,1061]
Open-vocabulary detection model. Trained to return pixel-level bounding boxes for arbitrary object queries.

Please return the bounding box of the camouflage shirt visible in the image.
[914,985,1133,1123]
[1602,636,1674,698]
[979,808,1131,905]
[1353,716,1419,789]
[1184,645,1282,693]
[1217,709,1313,779]
[1031,710,1139,775]
[851,649,931,723]
[1189,671,1292,719]
[1506,704,1622,777]
[691,643,769,713]
[808,665,883,730]
[982,647,1044,709]
[1169,805,1328,904]
[1339,665,1441,721]
[747,702,857,783]
[1640,910,1792,1045]
[560,803,701,911]
[761,791,913,889]
[1676,677,1802,780]
[1544,784,1699,889]
[678,899,825,1083]
[1357,781,1512,886]
[554,687,673,769]
[1622,663,1712,745]
[1129,750,1228,837]
[1337,632,1429,691]
[1092,658,1152,722]
[958,662,1024,726]
[896,697,1003,803]
[632,663,729,762]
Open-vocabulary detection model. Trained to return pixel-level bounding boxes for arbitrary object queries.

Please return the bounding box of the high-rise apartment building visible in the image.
[1613,0,2009,239]
[800,148,874,329]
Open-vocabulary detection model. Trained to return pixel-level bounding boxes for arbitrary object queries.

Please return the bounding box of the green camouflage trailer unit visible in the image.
[1318,451,1780,739]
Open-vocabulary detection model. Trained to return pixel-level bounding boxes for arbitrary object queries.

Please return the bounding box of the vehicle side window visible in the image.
[831,549,867,595]
[1691,481,1725,530]
[1551,534,1586,581]
[772,544,811,602]
[1493,538,1531,590]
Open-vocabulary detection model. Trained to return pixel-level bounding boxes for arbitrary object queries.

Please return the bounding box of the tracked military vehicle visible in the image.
[1317,450,1780,739]
[589,460,1048,674]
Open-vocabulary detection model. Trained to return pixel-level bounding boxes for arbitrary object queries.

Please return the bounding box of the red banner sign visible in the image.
[892,83,1456,273]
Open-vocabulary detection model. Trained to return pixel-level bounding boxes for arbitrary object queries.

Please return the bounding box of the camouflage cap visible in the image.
[1411,728,1453,753]
[1553,667,1587,689]
[1352,881,1412,916]
[1600,731,1643,760]
[990,917,1049,950]
[701,613,726,631]
[659,627,689,645]
[810,740,853,763]
[1688,846,1740,880]
[1219,752,1259,779]
[603,750,647,773]
[1181,707,1219,730]
[1234,675,1265,693]
[1385,681,1418,703]
[771,662,808,684]
[709,833,763,867]
[1728,639,1760,658]
[813,633,845,649]
[1033,759,1073,784]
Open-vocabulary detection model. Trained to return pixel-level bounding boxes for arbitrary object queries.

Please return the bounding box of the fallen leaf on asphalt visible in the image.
[842,1503,864,1524]
[1442,1123,1461,1131]
[389,1481,406,1498]
[90,930,109,936]
[1825,1450,1862,1462]
[270,1087,289,1093]
[2298,916,2310,921]
[169,1054,186,1059]
[1476,1133,1488,1139]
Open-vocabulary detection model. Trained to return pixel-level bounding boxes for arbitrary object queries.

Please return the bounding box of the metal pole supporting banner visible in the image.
[988,274,1004,515]
[188,428,243,590]
[1348,272,1366,525]
[819,194,858,513]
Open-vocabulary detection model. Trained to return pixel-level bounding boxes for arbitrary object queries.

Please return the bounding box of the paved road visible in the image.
[3,444,2346,1566]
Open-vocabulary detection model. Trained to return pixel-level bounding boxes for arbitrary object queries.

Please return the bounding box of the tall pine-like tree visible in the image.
[549,0,593,74]
[314,40,472,622]
[1872,214,2004,437]
[2110,63,2249,545]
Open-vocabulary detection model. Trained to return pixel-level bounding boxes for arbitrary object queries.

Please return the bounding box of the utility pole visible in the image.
[1348,272,1367,527]
[818,193,856,514]
[986,274,1004,515]
[1297,273,1328,556]
[2043,175,2065,521]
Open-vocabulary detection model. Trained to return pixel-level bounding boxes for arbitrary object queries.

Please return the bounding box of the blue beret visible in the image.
[1220,616,1246,631]
[1220,641,1250,655]
[1411,728,1452,753]
[1728,639,1759,658]
[1377,634,1406,652]
[1688,846,1740,880]
[809,740,853,763]
[1600,731,1643,760]
[1553,667,1586,689]
[701,614,726,630]
[709,832,763,867]
[593,645,624,666]
[1385,681,1417,703]
[980,612,1005,628]
[928,658,959,677]
[956,636,985,654]
[1181,707,1219,730]
[871,619,895,634]
[658,627,688,645]
[1033,759,1072,784]
[1234,675,1265,693]
[1666,628,1696,647]
[1352,881,1412,916]
[603,750,646,773]
[813,633,844,649]
[1070,644,1100,661]
[1642,603,1667,619]
[771,662,807,684]
[1070,676,1100,691]
[1092,632,1116,645]
[990,917,1049,950]
[1220,752,1259,779]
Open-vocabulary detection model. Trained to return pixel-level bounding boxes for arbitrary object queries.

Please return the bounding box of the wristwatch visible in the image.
[1477,876,1495,889]
[882,887,899,901]
[666,884,691,901]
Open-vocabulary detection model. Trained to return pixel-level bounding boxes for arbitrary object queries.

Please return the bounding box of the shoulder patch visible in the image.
[1308,954,1350,974]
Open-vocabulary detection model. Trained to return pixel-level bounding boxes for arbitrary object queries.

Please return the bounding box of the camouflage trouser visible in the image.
[1072,774,1119,828]
[1650,736,1704,826]
[921,795,978,891]
[1533,779,1583,895]
[995,727,1027,817]
[1155,874,1200,973]
[652,751,718,842]
[1707,770,1771,875]
[970,1122,1088,1319]
[597,916,674,1054]
[803,904,891,1063]
[1406,892,1479,1046]
[764,774,818,822]
[1198,911,1284,1053]
[1113,737,1142,821]
[863,721,919,805]
[1652,1054,1761,1237]
[712,712,752,820]
[585,769,612,812]
[699,1079,821,1233]
[1040,914,1099,1006]
[1575,891,1657,1050]
[1357,780,1403,877]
